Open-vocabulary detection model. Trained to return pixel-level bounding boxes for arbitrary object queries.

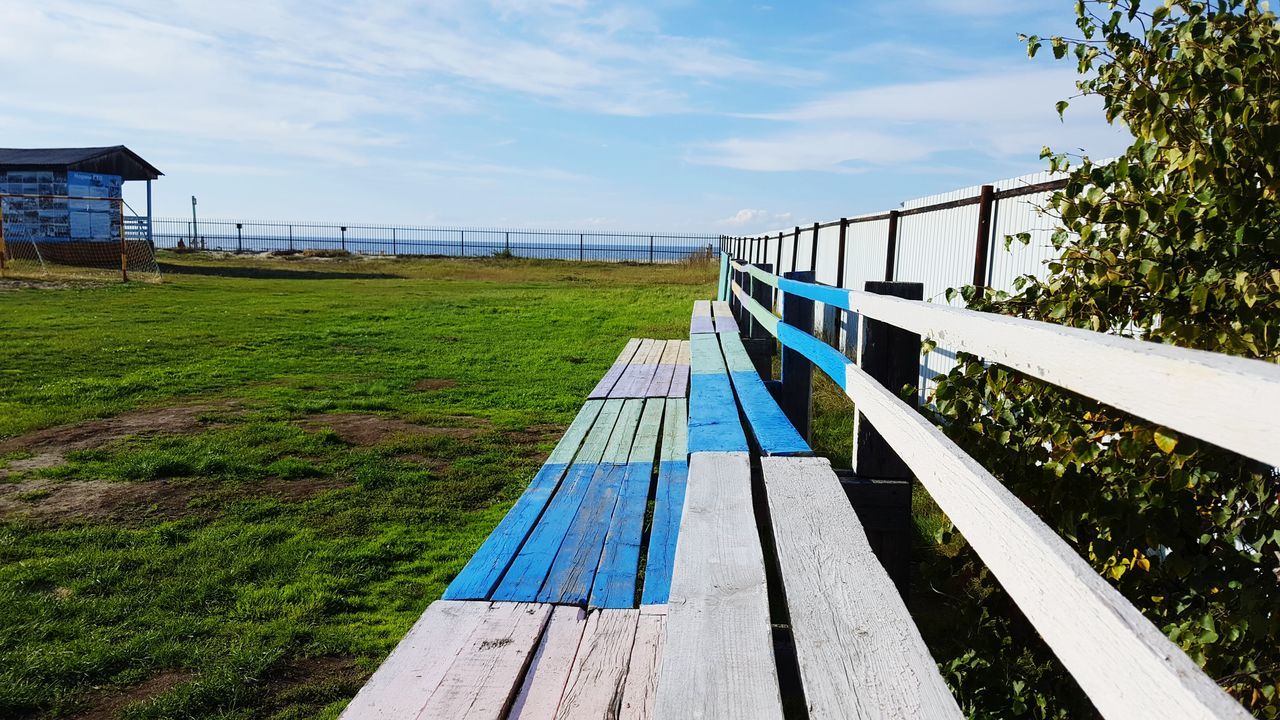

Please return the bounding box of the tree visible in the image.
[929,1,1280,716]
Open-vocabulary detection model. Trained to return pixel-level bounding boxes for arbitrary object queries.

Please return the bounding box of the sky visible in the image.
[0,0,1133,234]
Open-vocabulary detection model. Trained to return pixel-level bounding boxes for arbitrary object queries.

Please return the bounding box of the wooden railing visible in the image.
[719,254,1277,720]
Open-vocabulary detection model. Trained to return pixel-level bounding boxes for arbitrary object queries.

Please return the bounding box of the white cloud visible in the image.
[715,208,794,234]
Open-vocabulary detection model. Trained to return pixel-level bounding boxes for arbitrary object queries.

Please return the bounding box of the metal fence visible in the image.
[723,169,1069,402]
[146,218,720,263]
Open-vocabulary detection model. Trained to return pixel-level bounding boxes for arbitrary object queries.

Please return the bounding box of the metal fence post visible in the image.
[459,229,465,257]
[236,223,243,253]
[780,270,815,441]
[774,232,783,275]
[505,231,510,255]
[790,226,800,273]
[579,233,584,261]
[649,235,654,263]
[884,210,900,281]
[973,184,996,297]
[340,226,347,252]
[289,224,294,252]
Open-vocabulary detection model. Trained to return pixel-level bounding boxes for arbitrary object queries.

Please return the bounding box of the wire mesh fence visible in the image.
[150,218,720,263]
[0,193,160,282]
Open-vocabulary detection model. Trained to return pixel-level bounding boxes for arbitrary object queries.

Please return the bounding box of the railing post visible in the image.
[237,223,243,253]
[973,184,995,297]
[717,252,730,301]
[743,262,775,379]
[884,210,900,281]
[780,270,814,441]
[852,280,923,478]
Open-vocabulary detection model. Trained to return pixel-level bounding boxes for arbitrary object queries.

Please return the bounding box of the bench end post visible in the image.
[780,270,815,441]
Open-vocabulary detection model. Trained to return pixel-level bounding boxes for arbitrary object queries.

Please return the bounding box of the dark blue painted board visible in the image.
[589,461,654,608]
[442,462,569,600]
[490,463,601,601]
[537,463,625,605]
[688,373,747,453]
[639,459,688,605]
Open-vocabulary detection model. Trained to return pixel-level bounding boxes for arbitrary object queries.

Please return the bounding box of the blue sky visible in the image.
[0,0,1132,233]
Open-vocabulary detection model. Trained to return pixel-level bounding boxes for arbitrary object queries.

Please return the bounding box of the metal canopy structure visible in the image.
[0,145,162,181]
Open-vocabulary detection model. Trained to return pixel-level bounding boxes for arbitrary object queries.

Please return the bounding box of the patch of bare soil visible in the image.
[0,476,348,524]
[258,656,364,716]
[413,378,457,391]
[297,413,485,445]
[0,277,107,291]
[505,424,567,458]
[0,402,239,476]
[70,670,193,720]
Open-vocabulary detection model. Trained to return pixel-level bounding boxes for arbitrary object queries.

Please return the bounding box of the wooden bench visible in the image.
[341,340,689,719]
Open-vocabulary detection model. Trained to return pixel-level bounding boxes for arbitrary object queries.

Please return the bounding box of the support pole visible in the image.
[0,197,7,272]
[118,198,129,282]
[237,223,244,253]
[852,281,923,478]
[145,179,153,248]
[972,184,996,297]
[780,270,815,441]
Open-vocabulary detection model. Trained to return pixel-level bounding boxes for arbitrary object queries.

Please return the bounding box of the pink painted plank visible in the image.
[588,339,642,399]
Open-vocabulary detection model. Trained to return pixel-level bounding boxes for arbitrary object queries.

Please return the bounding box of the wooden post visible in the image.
[852,281,923,478]
[780,270,814,441]
[972,184,995,297]
[883,210,900,281]
[744,262,775,378]
[118,198,129,282]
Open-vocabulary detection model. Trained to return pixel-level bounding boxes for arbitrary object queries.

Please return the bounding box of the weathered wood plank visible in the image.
[710,300,738,334]
[667,340,690,399]
[492,400,625,602]
[340,600,490,719]
[647,341,681,397]
[640,399,687,606]
[654,452,783,719]
[539,399,644,605]
[508,605,588,720]
[620,613,665,720]
[589,339,643,399]
[687,334,747,454]
[554,610,641,720]
[445,401,606,600]
[718,332,808,456]
[613,339,663,398]
[762,456,961,719]
[777,325,1250,720]
[691,301,715,335]
[776,277,1280,468]
[590,399,665,608]
[416,602,552,720]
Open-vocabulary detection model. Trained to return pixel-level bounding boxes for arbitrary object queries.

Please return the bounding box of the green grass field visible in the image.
[0,253,716,719]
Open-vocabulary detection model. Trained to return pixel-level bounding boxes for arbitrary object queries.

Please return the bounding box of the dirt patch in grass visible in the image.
[413,378,457,392]
[504,424,566,456]
[258,656,364,717]
[70,670,193,720]
[298,413,484,445]
[0,278,109,291]
[0,402,239,476]
[0,476,349,524]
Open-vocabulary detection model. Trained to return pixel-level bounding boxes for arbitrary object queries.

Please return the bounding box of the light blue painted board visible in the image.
[778,276,854,312]
[489,401,625,601]
[589,399,665,608]
[778,321,852,391]
[442,400,607,600]
[640,459,688,605]
[536,400,645,604]
[718,334,809,456]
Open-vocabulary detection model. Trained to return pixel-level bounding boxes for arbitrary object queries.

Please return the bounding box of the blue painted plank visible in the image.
[688,334,747,453]
[718,332,809,456]
[778,276,853,312]
[442,461,570,600]
[778,321,852,391]
[640,459,688,605]
[586,460,653,608]
[535,399,645,604]
[489,463,603,602]
[536,463,626,605]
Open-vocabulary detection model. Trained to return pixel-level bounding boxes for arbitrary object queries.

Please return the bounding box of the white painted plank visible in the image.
[340,600,490,719]
[828,360,1252,720]
[654,451,783,720]
[554,609,641,720]
[800,283,1280,467]
[762,456,961,719]
[508,605,588,720]
[417,602,553,720]
[620,613,665,720]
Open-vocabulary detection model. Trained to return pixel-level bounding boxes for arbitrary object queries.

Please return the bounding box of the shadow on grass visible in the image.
[157,262,401,281]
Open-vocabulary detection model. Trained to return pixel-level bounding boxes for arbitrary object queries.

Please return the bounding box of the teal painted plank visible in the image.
[719,334,809,456]
[589,399,665,608]
[537,399,645,605]
[443,400,607,600]
[489,400,625,601]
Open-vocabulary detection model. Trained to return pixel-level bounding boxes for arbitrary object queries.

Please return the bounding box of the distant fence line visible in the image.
[721,169,1070,402]
[145,217,720,263]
